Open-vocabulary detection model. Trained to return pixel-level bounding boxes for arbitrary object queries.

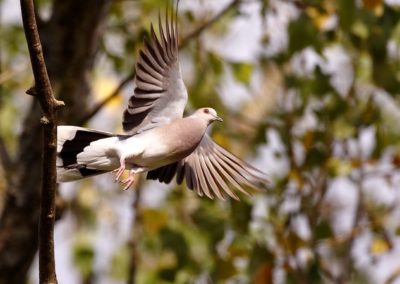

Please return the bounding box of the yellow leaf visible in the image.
[370,237,390,255]
[363,0,383,15]
[289,169,303,186]
[306,7,332,30]
[303,130,314,150]
[212,132,230,149]
[78,185,98,208]
[141,208,168,234]
[333,118,356,139]
[327,158,353,176]
[92,76,122,109]
[158,250,177,269]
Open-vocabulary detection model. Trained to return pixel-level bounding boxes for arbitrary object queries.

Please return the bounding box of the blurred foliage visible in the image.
[2,0,400,283]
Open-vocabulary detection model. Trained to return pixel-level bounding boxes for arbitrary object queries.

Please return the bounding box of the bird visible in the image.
[57,6,268,200]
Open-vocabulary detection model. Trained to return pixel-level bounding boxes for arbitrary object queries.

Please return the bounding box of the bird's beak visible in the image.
[214,115,223,122]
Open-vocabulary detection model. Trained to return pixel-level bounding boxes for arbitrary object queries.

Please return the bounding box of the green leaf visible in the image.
[327,158,354,176]
[160,228,189,268]
[230,200,253,234]
[213,257,238,281]
[337,0,356,30]
[110,244,129,280]
[304,143,329,169]
[73,238,95,280]
[288,14,320,54]
[191,206,226,245]
[248,244,274,277]
[208,52,224,76]
[231,62,254,85]
[333,117,356,139]
[315,221,333,240]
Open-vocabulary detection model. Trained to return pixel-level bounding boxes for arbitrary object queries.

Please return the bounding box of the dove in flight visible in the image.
[57,7,267,200]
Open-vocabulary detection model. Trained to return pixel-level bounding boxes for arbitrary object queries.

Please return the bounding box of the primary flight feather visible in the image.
[57,7,267,200]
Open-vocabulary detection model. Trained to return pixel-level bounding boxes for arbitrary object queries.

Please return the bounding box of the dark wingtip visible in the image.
[175,0,180,39]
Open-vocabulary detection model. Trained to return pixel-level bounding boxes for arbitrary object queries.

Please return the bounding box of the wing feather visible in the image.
[198,153,224,200]
[184,157,194,190]
[202,151,239,200]
[146,135,268,200]
[136,59,163,81]
[176,160,185,185]
[193,151,213,199]
[150,24,168,66]
[123,7,187,134]
[135,68,162,86]
[208,154,250,197]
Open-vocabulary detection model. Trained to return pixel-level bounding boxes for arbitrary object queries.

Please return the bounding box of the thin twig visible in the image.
[79,0,241,125]
[179,0,241,49]
[0,6,12,177]
[385,266,400,284]
[338,136,366,283]
[0,137,13,182]
[20,0,64,283]
[78,72,135,125]
[127,186,143,284]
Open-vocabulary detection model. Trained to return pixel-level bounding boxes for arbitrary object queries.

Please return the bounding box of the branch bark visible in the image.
[127,186,143,284]
[0,0,111,284]
[0,137,13,183]
[20,0,64,283]
[0,1,111,282]
[0,1,241,282]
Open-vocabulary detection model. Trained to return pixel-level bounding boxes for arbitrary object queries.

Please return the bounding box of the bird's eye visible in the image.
[204,109,210,114]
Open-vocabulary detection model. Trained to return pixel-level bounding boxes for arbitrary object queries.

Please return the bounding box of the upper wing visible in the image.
[123,9,188,134]
[147,135,268,200]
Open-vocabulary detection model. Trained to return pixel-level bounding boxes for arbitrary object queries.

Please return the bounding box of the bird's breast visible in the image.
[130,118,206,168]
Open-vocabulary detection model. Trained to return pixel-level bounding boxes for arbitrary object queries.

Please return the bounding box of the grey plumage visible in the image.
[57,6,268,199]
[147,135,267,200]
[123,9,187,134]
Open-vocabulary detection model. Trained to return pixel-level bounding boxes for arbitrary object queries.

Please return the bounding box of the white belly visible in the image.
[117,130,198,169]
[115,117,206,170]
[116,134,172,168]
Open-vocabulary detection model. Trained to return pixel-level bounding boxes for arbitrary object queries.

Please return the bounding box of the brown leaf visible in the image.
[363,0,382,9]
[254,263,273,284]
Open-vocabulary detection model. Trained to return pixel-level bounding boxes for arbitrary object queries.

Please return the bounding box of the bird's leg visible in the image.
[120,170,135,190]
[113,157,126,182]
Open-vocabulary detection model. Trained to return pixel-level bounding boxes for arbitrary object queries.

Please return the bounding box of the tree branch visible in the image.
[78,72,135,125]
[79,0,241,125]
[179,0,241,49]
[0,2,12,179]
[385,266,400,284]
[20,0,64,283]
[127,186,143,284]
[0,137,14,184]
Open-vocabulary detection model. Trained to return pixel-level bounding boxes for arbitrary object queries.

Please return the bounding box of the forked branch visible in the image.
[20,0,64,283]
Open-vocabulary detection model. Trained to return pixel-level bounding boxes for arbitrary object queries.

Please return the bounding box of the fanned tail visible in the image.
[57,126,114,182]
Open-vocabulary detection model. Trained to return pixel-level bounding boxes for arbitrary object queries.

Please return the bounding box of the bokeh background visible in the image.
[1,0,400,283]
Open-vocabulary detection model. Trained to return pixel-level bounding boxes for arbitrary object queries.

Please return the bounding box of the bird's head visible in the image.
[194,108,223,125]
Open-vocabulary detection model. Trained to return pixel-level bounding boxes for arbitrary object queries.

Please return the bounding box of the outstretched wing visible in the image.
[123,8,188,134]
[147,135,268,200]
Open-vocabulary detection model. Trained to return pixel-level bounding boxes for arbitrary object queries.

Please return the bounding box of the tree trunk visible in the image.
[0,1,111,283]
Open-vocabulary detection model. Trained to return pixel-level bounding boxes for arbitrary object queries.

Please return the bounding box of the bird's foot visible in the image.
[120,173,135,190]
[113,167,125,182]
[113,158,126,182]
